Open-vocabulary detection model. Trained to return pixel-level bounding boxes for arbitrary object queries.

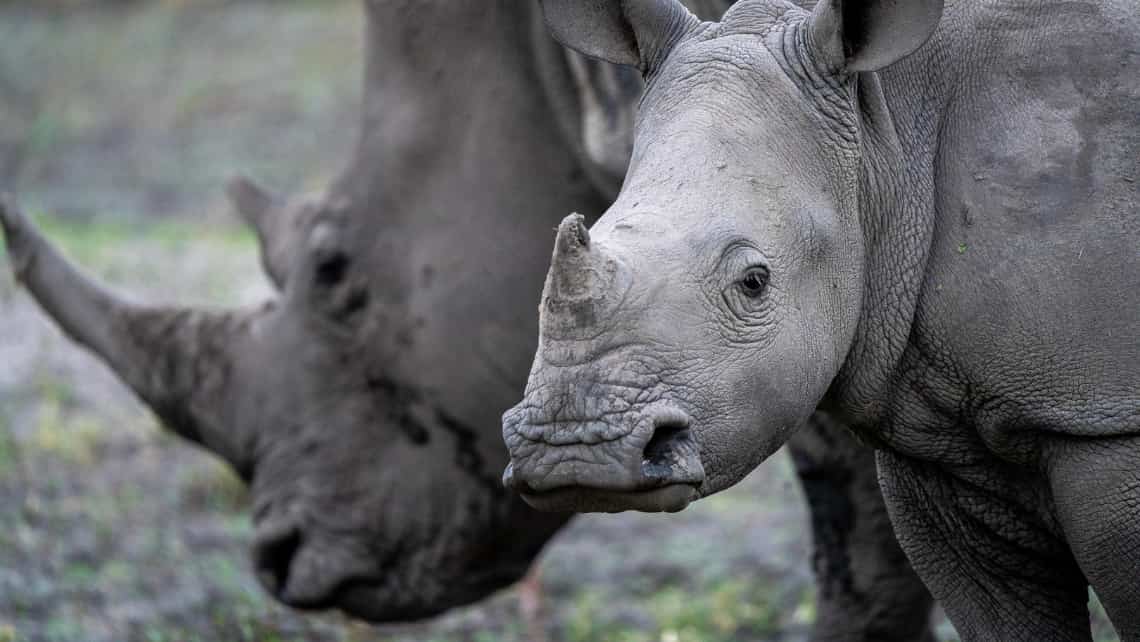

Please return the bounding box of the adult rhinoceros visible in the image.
[3,0,930,637]
[505,0,1139,640]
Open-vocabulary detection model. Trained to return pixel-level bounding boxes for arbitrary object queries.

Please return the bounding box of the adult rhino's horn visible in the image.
[0,195,256,474]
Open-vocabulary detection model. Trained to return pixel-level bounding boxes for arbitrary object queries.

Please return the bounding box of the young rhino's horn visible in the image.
[542,213,615,335]
[549,213,592,298]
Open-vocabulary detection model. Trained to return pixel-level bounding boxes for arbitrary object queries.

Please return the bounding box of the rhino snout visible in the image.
[251,511,381,614]
[502,402,705,513]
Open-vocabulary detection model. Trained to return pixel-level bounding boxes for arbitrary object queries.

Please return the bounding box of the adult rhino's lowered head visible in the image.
[0,187,564,621]
[509,0,1140,639]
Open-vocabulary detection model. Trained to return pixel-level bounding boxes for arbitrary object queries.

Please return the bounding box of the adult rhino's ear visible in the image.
[226,175,276,230]
[808,0,943,73]
[540,0,699,72]
[226,175,291,290]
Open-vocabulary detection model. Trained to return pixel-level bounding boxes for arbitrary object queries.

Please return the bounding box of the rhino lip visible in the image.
[518,483,700,514]
[278,572,387,613]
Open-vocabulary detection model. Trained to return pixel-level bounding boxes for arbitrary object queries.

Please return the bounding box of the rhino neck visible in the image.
[827,63,945,431]
[341,1,544,197]
[322,1,611,431]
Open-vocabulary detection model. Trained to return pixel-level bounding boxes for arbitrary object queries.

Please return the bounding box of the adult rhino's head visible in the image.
[0,186,564,622]
[503,0,943,513]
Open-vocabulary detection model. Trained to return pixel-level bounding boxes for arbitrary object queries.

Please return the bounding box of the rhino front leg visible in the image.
[788,412,935,642]
[877,448,1091,642]
[1047,436,1140,641]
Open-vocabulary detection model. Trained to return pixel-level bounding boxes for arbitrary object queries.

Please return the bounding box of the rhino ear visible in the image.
[808,0,943,73]
[540,0,699,72]
[226,175,292,289]
[226,175,276,229]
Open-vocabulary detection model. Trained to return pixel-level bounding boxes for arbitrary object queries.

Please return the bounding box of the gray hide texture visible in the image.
[508,0,1139,640]
[3,0,929,638]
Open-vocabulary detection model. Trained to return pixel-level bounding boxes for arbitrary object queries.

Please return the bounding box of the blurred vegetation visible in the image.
[0,0,360,224]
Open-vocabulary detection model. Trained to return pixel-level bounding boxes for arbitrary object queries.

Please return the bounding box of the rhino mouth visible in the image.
[503,412,706,513]
[268,553,532,623]
[331,565,526,623]
[517,483,701,513]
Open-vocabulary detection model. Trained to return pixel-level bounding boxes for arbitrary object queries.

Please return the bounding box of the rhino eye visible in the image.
[738,267,769,298]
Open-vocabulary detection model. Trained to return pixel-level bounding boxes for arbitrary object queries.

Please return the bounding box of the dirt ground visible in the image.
[0,2,1118,641]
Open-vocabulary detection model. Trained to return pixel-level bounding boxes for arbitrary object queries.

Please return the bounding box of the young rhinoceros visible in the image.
[505,0,1140,640]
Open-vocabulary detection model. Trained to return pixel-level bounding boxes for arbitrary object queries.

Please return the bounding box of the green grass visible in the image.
[562,575,802,642]
[29,394,109,467]
[30,212,255,260]
[0,0,361,223]
[0,208,257,293]
[0,415,19,480]
[179,461,250,515]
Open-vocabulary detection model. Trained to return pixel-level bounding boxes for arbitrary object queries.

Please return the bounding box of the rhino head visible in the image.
[503,0,943,513]
[0,186,566,622]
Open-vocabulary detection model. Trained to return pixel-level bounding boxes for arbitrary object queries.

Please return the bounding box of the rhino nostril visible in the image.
[642,418,692,470]
[503,462,540,494]
[253,525,302,596]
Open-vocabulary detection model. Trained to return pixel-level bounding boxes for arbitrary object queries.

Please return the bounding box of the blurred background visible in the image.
[0,2,1112,642]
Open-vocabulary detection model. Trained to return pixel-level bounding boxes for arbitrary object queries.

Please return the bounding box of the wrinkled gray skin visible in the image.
[1,0,931,636]
[507,0,1140,640]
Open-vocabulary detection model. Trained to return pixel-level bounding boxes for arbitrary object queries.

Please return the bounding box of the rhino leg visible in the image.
[1047,437,1140,641]
[877,448,1091,642]
[788,412,935,642]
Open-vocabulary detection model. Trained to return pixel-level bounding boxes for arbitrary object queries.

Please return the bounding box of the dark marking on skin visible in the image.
[130,308,252,478]
[364,375,503,498]
[436,409,504,499]
[341,289,369,317]
[546,298,598,328]
[367,375,431,446]
[300,438,320,457]
[421,265,435,287]
[395,325,416,348]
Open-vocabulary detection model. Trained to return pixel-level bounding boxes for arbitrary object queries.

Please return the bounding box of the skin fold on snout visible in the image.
[503,391,706,513]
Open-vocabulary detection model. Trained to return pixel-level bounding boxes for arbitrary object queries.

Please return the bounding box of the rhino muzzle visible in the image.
[502,401,705,513]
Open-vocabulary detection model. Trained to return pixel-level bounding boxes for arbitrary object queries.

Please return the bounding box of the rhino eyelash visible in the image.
[736,266,770,298]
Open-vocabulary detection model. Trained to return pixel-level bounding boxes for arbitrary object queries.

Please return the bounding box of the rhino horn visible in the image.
[0,194,258,474]
[542,213,619,334]
[549,213,593,297]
